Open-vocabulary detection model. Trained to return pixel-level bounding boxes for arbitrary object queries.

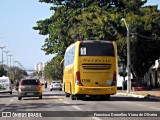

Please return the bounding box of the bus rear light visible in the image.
[76,71,83,86]
[111,71,117,86]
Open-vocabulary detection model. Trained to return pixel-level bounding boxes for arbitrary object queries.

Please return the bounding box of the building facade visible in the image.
[34,62,44,73]
[144,59,160,88]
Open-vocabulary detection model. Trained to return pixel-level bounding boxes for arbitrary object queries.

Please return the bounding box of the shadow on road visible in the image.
[42,93,65,97]
[0,93,17,98]
[1,102,85,111]
[82,96,160,102]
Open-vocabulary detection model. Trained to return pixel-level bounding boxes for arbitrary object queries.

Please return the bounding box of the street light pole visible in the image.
[4,51,9,76]
[0,46,6,66]
[8,54,13,67]
[4,51,9,66]
[121,18,131,93]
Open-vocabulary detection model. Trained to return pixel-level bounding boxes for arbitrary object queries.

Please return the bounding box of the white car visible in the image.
[50,81,62,91]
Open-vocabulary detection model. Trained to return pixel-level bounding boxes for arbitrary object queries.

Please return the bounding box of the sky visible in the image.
[0,0,160,70]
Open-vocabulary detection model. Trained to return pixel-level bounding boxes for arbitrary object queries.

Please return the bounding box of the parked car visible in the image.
[0,76,12,94]
[49,80,62,91]
[18,78,42,100]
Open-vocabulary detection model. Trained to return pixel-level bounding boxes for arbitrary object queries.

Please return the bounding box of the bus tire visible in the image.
[65,93,70,97]
[70,84,76,100]
[71,94,76,100]
[105,95,110,100]
[18,96,22,100]
[39,95,42,99]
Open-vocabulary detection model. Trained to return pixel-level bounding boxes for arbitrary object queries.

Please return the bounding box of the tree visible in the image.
[44,54,63,80]
[34,0,160,86]
[9,67,28,82]
[0,66,7,77]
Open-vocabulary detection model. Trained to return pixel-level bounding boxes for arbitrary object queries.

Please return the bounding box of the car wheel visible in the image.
[10,91,12,94]
[39,95,42,99]
[18,96,22,100]
[50,89,52,91]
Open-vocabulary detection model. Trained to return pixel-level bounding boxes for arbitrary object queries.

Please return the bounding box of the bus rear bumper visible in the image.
[75,86,117,95]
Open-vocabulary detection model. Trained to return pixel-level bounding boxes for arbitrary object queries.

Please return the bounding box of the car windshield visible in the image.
[22,79,39,85]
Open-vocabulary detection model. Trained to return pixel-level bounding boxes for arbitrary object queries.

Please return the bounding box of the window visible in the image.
[64,46,75,66]
[79,42,114,56]
[22,79,39,85]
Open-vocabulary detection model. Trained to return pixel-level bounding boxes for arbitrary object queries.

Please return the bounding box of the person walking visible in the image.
[45,81,47,89]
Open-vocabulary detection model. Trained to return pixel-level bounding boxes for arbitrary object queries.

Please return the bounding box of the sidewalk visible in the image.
[117,88,160,100]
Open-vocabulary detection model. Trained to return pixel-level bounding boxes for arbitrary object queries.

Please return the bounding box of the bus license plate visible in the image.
[93,89,100,92]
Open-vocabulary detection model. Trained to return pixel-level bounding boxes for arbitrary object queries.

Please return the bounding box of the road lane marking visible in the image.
[91,117,102,120]
[63,101,70,104]
[61,99,102,120]
[72,106,82,111]
[137,104,160,110]
[136,104,148,107]
[0,97,16,111]
[62,100,82,110]
[149,107,160,110]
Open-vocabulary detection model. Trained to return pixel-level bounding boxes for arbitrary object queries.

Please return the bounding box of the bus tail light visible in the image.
[111,71,117,86]
[76,71,83,86]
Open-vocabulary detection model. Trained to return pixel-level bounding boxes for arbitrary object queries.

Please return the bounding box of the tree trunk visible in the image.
[136,75,143,86]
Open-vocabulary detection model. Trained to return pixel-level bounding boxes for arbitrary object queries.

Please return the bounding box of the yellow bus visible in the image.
[62,40,117,100]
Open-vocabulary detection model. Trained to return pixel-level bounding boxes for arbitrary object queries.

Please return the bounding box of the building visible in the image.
[34,62,45,73]
[144,59,160,88]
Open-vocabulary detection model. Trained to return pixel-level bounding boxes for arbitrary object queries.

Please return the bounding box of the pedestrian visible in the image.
[15,80,19,91]
[45,81,47,89]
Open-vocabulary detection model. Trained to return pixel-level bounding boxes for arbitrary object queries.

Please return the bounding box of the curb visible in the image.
[116,93,145,98]
[116,92,160,100]
[145,96,160,101]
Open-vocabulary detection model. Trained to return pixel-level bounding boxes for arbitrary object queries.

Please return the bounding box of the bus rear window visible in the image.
[79,42,115,56]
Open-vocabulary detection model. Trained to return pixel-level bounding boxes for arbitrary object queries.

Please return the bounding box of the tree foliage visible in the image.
[0,65,27,82]
[44,54,63,80]
[33,0,160,85]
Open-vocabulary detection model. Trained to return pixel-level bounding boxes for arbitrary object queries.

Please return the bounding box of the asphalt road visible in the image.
[0,87,160,120]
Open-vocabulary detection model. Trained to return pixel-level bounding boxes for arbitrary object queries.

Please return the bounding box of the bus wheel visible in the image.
[105,95,110,100]
[65,93,70,97]
[71,94,76,100]
[18,96,22,100]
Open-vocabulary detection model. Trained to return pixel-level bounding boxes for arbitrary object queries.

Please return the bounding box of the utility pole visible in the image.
[4,51,9,66]
[8,54,13,67]
[0,46,6,66]
[4,51,9,76]
[121,18,131,93]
